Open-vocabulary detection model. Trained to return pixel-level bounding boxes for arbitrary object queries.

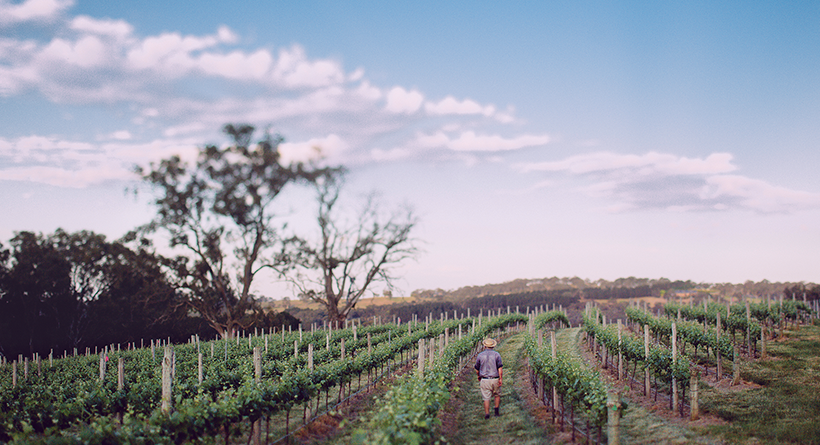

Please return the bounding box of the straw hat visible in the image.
[482,337,497,348]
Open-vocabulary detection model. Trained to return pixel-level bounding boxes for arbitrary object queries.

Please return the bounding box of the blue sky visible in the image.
[1,0,819,296]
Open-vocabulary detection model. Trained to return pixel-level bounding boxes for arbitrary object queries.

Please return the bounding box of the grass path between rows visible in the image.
[558,326,721,445]
[440,333,549,445]
[699,323,820,444]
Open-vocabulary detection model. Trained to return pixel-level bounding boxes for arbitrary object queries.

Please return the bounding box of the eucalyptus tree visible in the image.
[0,229,189,357]
[0,232,72,357]
[137,124,337,338]
[274,173,419,323]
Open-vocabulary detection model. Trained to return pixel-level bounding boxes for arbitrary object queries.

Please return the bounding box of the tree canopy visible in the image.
[0,229,196,358]
[136,124,338,337]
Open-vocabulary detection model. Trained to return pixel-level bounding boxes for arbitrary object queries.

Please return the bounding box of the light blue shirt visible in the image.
[475,349,502,378]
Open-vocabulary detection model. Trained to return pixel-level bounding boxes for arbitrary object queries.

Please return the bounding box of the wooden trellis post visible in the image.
[672,322,678,411]
[690,372,699,420]
[716,312,722,381]
[644,324,650,396]
[418,339,425,375]
[118,358,124,390]
[551,330,559,425]
[253,347,262,445]
[746,301,752,355]
[161,345,173,414]
[732,343,741,386]
[99,352,106,382]
[607,391,621,445]
[617,319,623,381]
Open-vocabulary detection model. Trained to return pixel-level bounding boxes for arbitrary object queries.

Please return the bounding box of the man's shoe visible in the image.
[484,414,490,419]
[494,407,500,416]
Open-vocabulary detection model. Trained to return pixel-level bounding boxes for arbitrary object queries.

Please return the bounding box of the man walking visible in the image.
[475,337,503,419]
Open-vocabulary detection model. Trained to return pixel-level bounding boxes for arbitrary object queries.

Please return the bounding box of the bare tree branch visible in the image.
[271,173,420,323]
[137,124,339,337]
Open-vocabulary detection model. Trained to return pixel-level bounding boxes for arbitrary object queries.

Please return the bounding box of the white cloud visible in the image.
[385,86,424,114]
[39,35,107,68]
[418,130,550,152]
[106,138,200,166]
[520,151,820,214]
[700,175,820,213]
[0,61,39,96]
[70,15,133,38]
[425,96,495,117]
[111,130,131,140]
[0,165,125,187]
[370,147,411,161]
[0,0,73,25]
[278,134,348,165]
[216,25,238,44]
[12,134,94,153]
[448,131,550,151]
[355,80,382,101]
[163,122,207,138]
[521,151,735,175]
[0,134,205,187]
[348,67,365,82]
[198,49,273,80]
[126,31,224,72]
[0,8,563,182]
[272,45,345,88]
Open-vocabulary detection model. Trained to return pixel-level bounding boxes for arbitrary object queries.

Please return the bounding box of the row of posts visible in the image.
[0,302,562,371]
[534,325,624,444]
[586,303,701,422]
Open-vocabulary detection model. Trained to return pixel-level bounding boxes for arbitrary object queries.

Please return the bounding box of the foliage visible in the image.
[0,230,192,359]
[136,124,338,337]
[582,310,691,383]
[0,317,477,443]
[274,172,419,323]
[663,302,763,341]
[625,306,733,361]
[523,333,610,427]
[783,283,820,302]
[462,289,579,313]
[533,310,570,330]
[416,278,820,305]
[358,313,527,444]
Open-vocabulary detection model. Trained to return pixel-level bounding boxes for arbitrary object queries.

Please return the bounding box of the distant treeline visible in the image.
[463,289,579,312]
[0,230,299,360]
[411,277,820,303]
[5,228,816,359]
[581,285,664,300]
[297,281,820,328]
[305,290,582,325]
[784,284,820,301]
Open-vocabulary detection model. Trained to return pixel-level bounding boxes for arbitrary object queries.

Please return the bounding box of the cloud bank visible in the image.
[0,4,536,187]
[520,151,820,213]
[0,0,817,216]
